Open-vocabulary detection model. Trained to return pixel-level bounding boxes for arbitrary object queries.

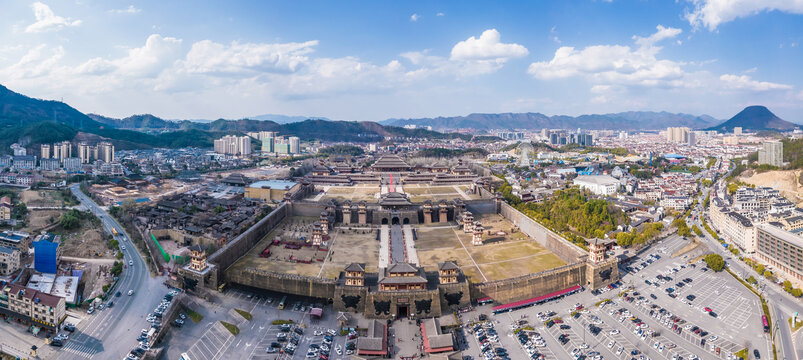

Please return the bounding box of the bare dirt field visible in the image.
[415,214,565,282]
[318,185,380,203]
[319,228,380,278]
[21,190,73,208]
[22,209,64,232]
[60,227,111,258]
[738,169,803,206]
[228,216,380,279]
[405,184,479,202]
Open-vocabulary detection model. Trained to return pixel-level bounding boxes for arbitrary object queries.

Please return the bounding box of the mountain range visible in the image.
[0,84,469,154]
[382,111,721,131]
[1,82,799,155]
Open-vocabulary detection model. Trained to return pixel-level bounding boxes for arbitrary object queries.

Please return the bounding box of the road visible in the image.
[57,184,168,360]
[692,181,802,360]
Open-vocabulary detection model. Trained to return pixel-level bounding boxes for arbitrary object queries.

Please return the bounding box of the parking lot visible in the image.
[454,234,770,360]
[623,235,769,358]
[164,287,352,360]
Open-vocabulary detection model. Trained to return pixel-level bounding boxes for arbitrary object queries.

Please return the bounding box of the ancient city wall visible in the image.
[499,202,587,263]
[470,262,587,305]
[228,268,336,299]
[208,202,289,274]
[288,201,327,217]
[465,199,496,215]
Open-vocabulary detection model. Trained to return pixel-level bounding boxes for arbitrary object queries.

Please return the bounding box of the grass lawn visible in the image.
[220,321,240,336]
[182,306,203,323]
[235,308,253,321]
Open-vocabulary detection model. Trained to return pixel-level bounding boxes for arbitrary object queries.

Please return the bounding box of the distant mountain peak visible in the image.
[707,105,798,132]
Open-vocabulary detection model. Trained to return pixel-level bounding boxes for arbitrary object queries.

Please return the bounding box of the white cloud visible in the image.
[181,39,317,75]
[528,25,685,86]
[0,45,64,79]
[685,0,803,31]
[410,13,419,22]
[719,74,792,91]
[109,5,141,14]
[25,2,82,33]
[633,25,682,47]
[451,29,529,61]
[436,12,445,17]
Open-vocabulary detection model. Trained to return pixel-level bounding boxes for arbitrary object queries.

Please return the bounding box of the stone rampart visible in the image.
[499,203,587,263]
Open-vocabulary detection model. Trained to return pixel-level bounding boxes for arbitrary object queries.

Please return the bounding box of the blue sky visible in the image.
[0,0,801,123]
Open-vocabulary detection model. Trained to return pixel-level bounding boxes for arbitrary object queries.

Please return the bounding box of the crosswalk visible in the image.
[60,341,99,359]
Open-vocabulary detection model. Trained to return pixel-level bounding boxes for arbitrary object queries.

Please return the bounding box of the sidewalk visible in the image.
[0,320,58,359]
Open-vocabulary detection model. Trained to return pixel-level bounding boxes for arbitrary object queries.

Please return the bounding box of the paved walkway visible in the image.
[390,224,405,263]
[452,185,472,200]
[379,225,389,268]
[402,225,419,266]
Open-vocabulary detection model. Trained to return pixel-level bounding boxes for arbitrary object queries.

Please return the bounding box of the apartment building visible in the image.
[0,282,66,332]
[0,231,31,252]
[755,223,803,287]
[214,135,252,156]
[0,246,20,275]
[757,141,783,167]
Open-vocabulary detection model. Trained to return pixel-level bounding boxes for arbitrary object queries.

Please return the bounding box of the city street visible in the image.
[54,184,169,359]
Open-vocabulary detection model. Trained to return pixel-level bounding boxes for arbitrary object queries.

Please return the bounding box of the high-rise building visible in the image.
[666,127,689,143]
[237,136,251,156]
[687,132,696,146]
[78,142,92,164]
[40,144,50,159]
[214,135,252,156]
[49,141,72,161]
[288,136,300,154]
[723,136,740,145]
[98,142,115,163]
[261,137,274,153]
[734,127,742,135]
[757,141,783,167]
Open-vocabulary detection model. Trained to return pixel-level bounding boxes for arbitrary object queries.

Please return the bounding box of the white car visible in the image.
[616,346,623,355]
[129,260,133,266]
[128,290,134,296]
[607,340,615,348]
[313,330,323,336]
[609,329,620,335]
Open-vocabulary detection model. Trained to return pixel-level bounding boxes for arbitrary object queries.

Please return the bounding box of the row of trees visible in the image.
[743,258,802,297]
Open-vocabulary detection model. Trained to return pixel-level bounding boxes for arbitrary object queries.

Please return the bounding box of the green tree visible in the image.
[11,202,27,220]
[755,264,765,274]
[59,212,80,229]
[704,254,725,272]
[791,288,803,297]
[747,276,757,284]
[783,280,792,292]
[763,270,773,278]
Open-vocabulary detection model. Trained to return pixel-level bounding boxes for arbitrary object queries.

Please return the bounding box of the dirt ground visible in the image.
[738,169,803,206]
[60,227,112,259]
[415,214,565,282]
[318,185,381,203]
[20,190,71,207]
[21,209,64,232]
[228,216,382,279]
